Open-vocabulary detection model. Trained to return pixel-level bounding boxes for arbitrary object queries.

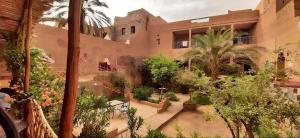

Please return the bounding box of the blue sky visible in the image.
[101,0,261,22]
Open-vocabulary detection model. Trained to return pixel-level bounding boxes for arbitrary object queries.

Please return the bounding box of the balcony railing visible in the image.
[173,41,189,49]
[233,36,256,45]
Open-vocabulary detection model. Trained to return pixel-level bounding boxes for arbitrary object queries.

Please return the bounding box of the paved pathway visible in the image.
[117,94,189,137]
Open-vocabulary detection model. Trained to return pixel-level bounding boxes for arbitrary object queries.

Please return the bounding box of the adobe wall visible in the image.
[253,0,300,80]
[33,25,147,74]
[33,0,300,79]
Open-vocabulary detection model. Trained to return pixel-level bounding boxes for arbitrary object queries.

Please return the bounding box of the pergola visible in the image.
[0,0,53,34]
[0,0,53,91]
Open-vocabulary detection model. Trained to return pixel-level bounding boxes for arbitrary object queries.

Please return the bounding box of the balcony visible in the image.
[233,36,256,45]
[173,40,189,49]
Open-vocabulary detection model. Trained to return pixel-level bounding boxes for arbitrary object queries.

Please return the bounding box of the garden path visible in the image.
[117,94,189,137]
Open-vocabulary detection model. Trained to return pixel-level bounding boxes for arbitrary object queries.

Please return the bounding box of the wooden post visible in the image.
[277,52,285,80]
[188,28,192,48]
[230,24,234,65]
[24,0,32,137]
[24,0,32,93]
[230,24,234,39]
[188,58,192,71]
[58,0,81,137]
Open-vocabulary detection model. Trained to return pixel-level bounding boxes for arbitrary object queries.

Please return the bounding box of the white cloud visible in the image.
[101,0,261,22]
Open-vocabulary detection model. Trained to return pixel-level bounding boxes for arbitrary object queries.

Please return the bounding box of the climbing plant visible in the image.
[3,35,24,86]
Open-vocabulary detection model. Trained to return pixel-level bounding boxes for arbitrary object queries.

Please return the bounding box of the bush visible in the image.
[174,70,199,94]
[112,95,126,102]
[145,129,168,138]
[74,88,111,137]
[191,92,211,105]
[164,91,179,101]
[109,72,126,91]
[148,98,161,104]
[175,70,198,86]
[257,128,280,138]
[127,107,144,138]
[144,55,178,86]
[218,64,241,75]
[133,86,153,101]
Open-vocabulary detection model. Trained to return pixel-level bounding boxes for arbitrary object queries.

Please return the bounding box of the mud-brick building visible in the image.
[2,0,299,81]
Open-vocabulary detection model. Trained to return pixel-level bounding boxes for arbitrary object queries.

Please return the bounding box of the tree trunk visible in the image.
[245,125,254,138]
[210,58,218,81]
[241,121,254,138]
[188,58,192,71]
[234,120,240,138]
[216,109,236,138]
[58,0,81,137]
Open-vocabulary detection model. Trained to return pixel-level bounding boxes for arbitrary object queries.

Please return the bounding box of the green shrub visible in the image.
[190,131,202,138]
[175,124,185,138]
[133,86,153,101]
[145,129,168,138]
[127,107,144,138]
[218,64,241,75]
[144,55,178,86]
[148,98,161,104]
[203,112,215,121]
[113,95,126,102]
[191,92,211,105]
[75,88,111,137]
[164,91,179,101]
[109,72,126,91]
[257,128,280,138]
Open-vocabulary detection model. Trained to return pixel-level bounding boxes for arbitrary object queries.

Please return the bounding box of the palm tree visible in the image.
[42,0,111,37]
[183,29,261,81]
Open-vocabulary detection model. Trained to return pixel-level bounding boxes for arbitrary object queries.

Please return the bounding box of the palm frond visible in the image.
[42,0,111,36]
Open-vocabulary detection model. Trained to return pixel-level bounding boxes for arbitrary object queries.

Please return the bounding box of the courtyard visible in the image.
[0,0,300,138]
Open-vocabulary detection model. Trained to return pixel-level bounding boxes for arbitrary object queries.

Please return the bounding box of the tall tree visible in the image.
[42,0,111,37]
[183,29,261,81]
[209,67,300,138]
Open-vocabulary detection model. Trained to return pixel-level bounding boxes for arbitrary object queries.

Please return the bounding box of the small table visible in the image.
[158,87,167,100]
[108,100,124,107]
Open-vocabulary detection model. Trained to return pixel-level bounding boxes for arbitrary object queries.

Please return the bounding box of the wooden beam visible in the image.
[58,0,81,137]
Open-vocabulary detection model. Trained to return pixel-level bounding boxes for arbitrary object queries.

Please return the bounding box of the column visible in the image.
[189,28,192,48]
[230,24,234,39]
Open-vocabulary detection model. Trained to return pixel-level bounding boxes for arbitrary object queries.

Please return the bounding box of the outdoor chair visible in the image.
[100,105,116,119]
[118,102,129,118]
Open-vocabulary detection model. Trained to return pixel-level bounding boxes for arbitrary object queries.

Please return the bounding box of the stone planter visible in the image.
[183,101,197,111]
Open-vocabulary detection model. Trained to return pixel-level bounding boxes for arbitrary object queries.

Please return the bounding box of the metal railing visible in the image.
[173,41,189,49]
[233,36,256,45]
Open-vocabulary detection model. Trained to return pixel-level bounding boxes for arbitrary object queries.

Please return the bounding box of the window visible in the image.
[121,28,126,35]
[156,35,160,45]
[131,26,136,34]
[276,0,292,11]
